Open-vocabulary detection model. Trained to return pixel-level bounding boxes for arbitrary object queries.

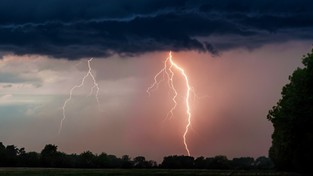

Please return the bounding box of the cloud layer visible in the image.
[0,0,313,59]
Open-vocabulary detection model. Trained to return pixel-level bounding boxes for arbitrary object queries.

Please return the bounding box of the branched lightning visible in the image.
[147,51,192,156]
[59,58,100,134]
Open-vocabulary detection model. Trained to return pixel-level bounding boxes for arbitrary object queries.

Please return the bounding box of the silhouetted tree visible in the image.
[161,155,194,169]
[79,151,96,168]
[121,155,133,168]
[107,154,122,168]
[0,142,5,166]
[134,156,156,168]
[162,155,178,168]
[194,156,206,169]
[64,154,80,168]
[231,157,254,170]
[267,48,313,173]
[40,144,62,167]
[95,153,110,168]
[204,157,214,169]
[133,156,144,168]
[254,156,274,170]
[5,145,19,166]
[147,160,158,168]
[209,155,230,169]
[18,151,40,167]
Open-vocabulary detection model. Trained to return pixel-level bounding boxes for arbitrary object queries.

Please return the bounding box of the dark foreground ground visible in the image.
[0,168,302,176]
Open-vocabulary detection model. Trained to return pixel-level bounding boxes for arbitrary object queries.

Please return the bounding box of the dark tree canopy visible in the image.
[0,141,272,169]
[267,48,313,173]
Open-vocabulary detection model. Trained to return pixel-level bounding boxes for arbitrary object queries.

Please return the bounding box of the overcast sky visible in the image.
[0,0,313,162]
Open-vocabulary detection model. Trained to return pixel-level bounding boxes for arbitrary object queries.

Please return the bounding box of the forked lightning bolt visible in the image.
[59,58,100,134]
[147,51,192,156]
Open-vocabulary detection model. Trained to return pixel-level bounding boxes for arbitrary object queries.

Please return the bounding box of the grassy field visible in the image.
[0,168,302,176]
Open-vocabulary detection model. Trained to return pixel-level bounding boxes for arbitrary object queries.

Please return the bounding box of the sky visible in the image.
[0,0,313,162]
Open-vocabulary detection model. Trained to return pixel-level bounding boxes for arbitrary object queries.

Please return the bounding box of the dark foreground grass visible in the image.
[0,168,302,176]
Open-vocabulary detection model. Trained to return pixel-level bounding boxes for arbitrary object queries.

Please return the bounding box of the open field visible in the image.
[0,168,301,176]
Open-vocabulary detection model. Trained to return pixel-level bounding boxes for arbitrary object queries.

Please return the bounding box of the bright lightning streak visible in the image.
[166,64,178,119]
[146,59,168,96]
[147,51,192,156]
[59,58,100,134]
[169,52,192,156]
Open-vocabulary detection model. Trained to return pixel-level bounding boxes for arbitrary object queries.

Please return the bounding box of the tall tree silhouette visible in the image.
[0,143,5,166]
[268,48,313,173]
[40,144,62,167]
[4,145,18,166]
[121,155,133,168]
[79,151,96,168]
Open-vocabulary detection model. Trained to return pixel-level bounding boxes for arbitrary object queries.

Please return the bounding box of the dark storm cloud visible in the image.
[0,0,313,59]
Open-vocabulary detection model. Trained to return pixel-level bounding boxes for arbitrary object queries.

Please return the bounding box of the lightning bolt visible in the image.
[147,51,192,156]
[59,58,100,134]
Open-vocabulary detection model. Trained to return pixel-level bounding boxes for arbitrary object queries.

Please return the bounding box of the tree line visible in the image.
[0,142,273,169]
